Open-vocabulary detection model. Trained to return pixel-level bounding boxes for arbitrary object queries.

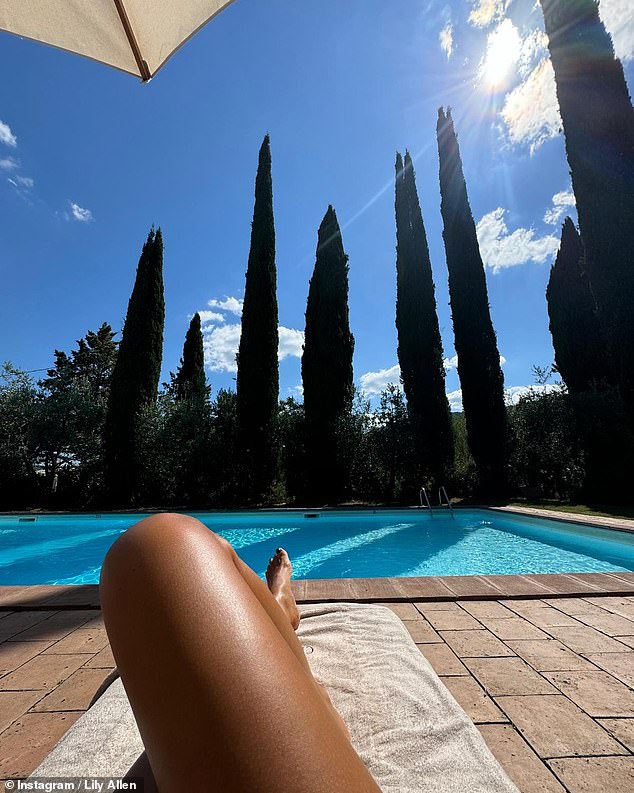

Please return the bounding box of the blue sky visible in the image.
[1,0,632,410]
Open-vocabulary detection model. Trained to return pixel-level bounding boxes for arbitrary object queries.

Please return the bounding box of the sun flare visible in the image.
[480,19,522,91]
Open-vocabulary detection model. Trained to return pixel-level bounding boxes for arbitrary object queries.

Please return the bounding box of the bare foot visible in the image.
[266,548,300,631]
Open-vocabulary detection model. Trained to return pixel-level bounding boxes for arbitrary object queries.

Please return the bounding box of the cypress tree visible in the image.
[395,151,454,486]
[173,313,208,402]
[302,206,355,503]
[541,0,634,416]
[104,228,165,505]
[546,218,613,394]
[436,108,507,496]
[236,135,279,502]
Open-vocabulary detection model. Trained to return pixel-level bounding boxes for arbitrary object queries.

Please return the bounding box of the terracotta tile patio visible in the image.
[1,572,634,790]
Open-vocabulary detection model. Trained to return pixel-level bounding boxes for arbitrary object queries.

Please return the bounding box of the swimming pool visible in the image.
[0,509,632,585]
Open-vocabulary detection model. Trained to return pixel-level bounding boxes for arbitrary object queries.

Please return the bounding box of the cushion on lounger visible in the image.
[297,603,517,793]
[33,603,517,792]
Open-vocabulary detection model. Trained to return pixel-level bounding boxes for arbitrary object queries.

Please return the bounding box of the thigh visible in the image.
[100,514,380,793]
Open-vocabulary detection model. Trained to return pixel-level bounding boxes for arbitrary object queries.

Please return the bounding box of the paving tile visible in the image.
[544,670,634,717]
[0,586,48,608]
[478,617,550,640]
[584,597,634,621]
[424,610,481,631]
[535,574,601,595]
[0,641,55,676]
[573,611,634,637]
[482,576,555,597]
[40,585,100,608]
[596,719,634,752]
[478,724,566,793]
[495,694,627,758]
[614,634,634,649]
[0,653,89,692]
[9,610,98,643]
[543,598,605,616]
[376,602,421,619]
[461,601,517,620]
[500,599,548,611]
[502,602,579,627]
[437,576,504,598]
[465,657,558,696]
[418,643,468,676]
[0,611,57,642]
[440,629,514,658]
[348,578,399,600]
[0,711,81,778]
[0,691,44,734]
[506,640,592,671]
[584,652,634,688]
[31,668,113,712]
[392,577,455,598]
[607,572,634,586]
[290,579,306,601]
[548,756,634,793]
[414,601,464,615]
[566,573,634,593]
[83,644,116,669]
[546,624,630,654]
[441,675,507,723]
[403,619,441,643]
[302,578,355,600]
[43,622,109,655]
[0,611,14,620]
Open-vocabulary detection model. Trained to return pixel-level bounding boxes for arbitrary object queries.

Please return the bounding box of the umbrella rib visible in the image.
[112,0,151,81]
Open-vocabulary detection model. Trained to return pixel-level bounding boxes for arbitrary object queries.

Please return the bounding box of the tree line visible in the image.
[1,0,632,509]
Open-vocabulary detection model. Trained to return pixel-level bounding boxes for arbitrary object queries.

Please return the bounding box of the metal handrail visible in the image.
[438,486,454,517]
[419,487,433,516]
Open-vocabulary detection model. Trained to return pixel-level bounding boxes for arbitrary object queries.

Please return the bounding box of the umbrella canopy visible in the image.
[0,0,236,81]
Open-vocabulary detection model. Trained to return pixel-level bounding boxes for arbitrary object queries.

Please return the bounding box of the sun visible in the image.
[480,19,522,92]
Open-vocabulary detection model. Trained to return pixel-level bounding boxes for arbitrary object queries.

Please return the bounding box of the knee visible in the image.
[100,513,230,589]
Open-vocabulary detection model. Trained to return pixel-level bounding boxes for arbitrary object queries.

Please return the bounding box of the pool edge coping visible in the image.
[488,505,634,535]
[2,572,634,610]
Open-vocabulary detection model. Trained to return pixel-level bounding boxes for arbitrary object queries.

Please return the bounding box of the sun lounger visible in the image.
[32,603,517,792]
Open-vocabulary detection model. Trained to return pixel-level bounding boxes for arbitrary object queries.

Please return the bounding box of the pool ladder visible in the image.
[419,487,433,517]
[419,485,454,518]
[438,486,454,518]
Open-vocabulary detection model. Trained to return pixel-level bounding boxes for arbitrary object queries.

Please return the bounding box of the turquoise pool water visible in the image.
[0,509,633,585]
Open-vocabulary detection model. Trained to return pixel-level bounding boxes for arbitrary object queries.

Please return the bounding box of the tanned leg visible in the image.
[101,513,379,793]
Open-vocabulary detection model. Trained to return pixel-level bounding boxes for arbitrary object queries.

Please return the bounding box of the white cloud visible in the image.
[518,29,548,78]
[278,327,304,361]
[439,23,454,58]
[544,189,576,225]
[359,364,401,396]
[445,353,505,371]
[69,201,94,222]
[600,0,634,61]
[505,383,560,405]
[0,156,18,171]
[476,207,560,273]
[198,310,226,324]
[202,322,242,373]
[287,384,304,398]
[13,175,34,189]
[446,389,464,412]
[468,0,510,29]
[501,58,561,152]
[447,383,558,412]
[0,120,17,148]
[208,296,243,316]
[199,298,304,372]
